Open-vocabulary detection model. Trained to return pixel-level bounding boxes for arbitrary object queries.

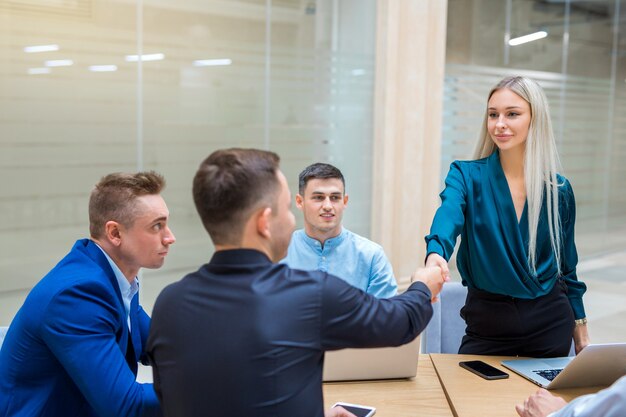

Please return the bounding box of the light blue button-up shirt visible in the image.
[94,242,139,330]
[547,375,626,417]
[282,228,397,298]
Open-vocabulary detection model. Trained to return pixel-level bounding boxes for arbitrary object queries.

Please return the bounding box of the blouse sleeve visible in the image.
[425,161,467,261]
[559,178,587,319]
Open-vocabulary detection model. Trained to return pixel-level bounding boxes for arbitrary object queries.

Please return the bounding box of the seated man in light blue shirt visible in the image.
[282,163,397,298]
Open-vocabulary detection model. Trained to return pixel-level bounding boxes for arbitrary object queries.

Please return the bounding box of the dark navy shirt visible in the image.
[147,249,433,417]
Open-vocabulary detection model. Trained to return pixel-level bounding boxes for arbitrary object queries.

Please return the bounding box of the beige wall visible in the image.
[0,1,451,324]
[372,0,448,289]
[0,0,381,323]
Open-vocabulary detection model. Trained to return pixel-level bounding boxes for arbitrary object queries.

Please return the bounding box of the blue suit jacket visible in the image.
[0,239,161,417]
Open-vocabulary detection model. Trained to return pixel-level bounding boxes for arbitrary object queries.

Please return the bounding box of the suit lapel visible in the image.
[79,239,125,304]
[129,293,141,362]
[125,331,138,374]
[76,239,137,370]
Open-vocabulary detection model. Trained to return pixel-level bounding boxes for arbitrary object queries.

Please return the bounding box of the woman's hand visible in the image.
[573,324,590,354]
[425,253,450,281]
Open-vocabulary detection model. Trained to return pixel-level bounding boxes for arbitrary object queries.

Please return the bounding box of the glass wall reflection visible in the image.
[443,0,626,259]
[0,1,139,296]
[0,0,376,321]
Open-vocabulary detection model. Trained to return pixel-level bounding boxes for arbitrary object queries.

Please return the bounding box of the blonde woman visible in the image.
[425,76,590,357]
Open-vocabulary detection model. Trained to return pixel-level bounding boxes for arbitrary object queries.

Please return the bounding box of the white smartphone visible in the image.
[333,402,376,417]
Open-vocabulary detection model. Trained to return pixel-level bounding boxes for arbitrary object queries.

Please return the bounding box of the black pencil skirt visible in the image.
[458,280,575,357]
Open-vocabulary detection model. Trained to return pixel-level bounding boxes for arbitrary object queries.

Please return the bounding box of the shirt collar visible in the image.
[302,227,346,251]
[209,249,273,266]
[93,242,139,313]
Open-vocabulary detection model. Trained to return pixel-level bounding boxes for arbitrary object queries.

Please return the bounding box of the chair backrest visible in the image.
[421,282,467,353]
[420,283,576,355]
[0,326,8,350]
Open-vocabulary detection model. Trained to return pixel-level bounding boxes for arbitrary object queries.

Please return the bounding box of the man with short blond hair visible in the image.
[0,171,175,417]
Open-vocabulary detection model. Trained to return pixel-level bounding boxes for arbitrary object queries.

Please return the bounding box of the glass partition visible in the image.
[0,2,138,294]
[443,0,626,259]
[0,0,377,322]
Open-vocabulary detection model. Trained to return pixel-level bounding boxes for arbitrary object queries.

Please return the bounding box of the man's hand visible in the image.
[515,389,567,417]
[325,405,357,417]
[411,266,446,302]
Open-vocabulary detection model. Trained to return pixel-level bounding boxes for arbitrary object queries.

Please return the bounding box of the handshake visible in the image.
[411,252,452,302]
[410,264,450,303]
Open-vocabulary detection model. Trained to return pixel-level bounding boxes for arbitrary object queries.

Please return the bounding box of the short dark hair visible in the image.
[193,148,281,245]
[298,163,345,195]
[89,171,165,238]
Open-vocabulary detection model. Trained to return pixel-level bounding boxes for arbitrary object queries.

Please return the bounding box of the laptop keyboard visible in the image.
[533,369,563,381]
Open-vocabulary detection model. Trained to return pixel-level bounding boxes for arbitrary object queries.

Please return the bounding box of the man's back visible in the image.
[147,249,432,417]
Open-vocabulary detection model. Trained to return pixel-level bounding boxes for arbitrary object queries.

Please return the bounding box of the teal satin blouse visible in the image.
[425,151,587,319]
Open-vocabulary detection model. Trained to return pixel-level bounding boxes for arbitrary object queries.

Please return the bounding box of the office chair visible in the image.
[422,282,467,353]
[0,326,8,350]
[420,283,576,356]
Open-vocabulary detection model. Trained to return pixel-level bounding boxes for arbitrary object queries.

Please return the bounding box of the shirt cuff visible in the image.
[407,281,431,298]
[425,239,445,262]
[568,296,586,320]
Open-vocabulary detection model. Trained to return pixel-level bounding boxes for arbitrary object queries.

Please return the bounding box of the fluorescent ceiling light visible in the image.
[508,31,548,46]
[45,59,73,67]
[28,67,51,75]
[24,44,59,53]
[351,69,366,76]
[89,65,118,72]
[125,53,165,62]
[193,58,232,67]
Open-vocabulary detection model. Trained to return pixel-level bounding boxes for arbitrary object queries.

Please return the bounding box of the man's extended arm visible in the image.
[320,267,443,350]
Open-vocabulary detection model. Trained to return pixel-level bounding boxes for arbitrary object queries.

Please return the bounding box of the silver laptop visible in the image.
[322,336,420,382]
[501,343,626,389]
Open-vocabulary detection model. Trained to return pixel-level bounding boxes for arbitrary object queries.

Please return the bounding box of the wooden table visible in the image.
[324,354,453,416]
[430,354,604,417]
[140,353,604,416]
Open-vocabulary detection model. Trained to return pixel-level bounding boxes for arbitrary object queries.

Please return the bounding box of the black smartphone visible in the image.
[459,360,509,380]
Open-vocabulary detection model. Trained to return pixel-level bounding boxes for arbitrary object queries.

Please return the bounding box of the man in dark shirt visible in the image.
[147,148,444,417]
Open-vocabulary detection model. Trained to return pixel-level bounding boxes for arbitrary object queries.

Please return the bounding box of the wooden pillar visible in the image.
[372,0,448,289]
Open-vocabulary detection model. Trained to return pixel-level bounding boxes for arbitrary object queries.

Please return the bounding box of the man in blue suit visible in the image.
[0,171,176,417]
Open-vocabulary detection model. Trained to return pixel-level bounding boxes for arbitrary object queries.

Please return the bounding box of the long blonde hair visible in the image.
[473,76,562,276]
